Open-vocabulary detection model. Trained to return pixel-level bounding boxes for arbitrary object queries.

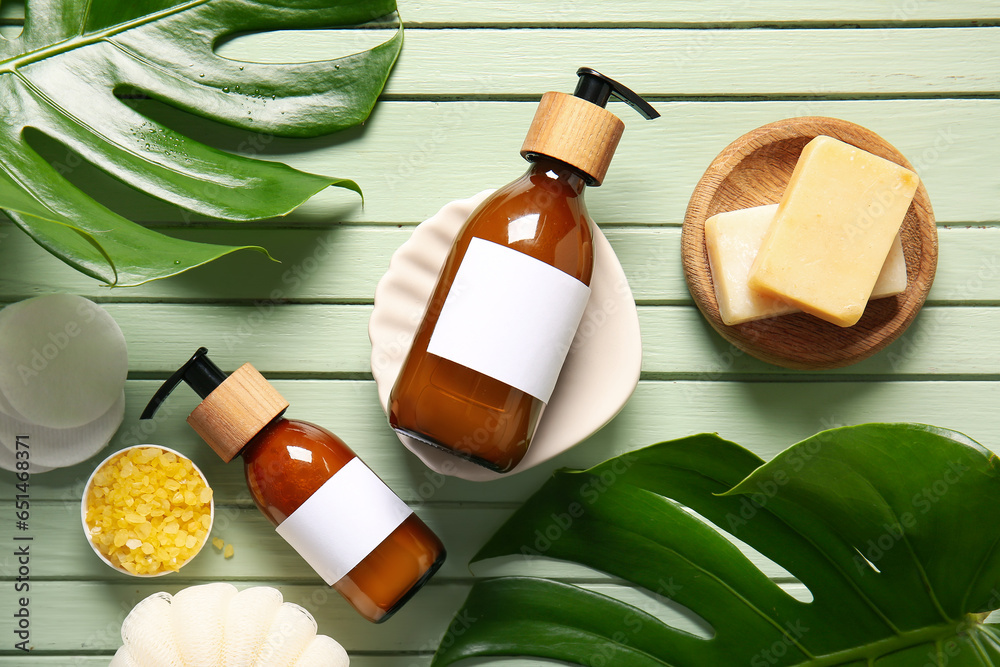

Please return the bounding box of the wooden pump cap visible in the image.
[187,363,289,462]
[521,92,625,186]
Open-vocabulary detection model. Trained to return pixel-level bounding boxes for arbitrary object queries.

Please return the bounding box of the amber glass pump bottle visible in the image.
[142,348,445,623]
[389,68,659,473]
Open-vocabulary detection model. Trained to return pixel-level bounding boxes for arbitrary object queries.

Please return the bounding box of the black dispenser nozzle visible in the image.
[574,67,659,120]
[141,347,228,420]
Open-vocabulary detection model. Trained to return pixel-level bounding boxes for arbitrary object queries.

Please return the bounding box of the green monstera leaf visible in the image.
[0,0,402,286]
[433,424,1000,666]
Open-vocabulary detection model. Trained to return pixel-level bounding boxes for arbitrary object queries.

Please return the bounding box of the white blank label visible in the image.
[427,237,592,403]
[276,458,413,585]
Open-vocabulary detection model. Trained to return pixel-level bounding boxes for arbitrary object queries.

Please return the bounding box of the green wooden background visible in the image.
[1,1,999,665]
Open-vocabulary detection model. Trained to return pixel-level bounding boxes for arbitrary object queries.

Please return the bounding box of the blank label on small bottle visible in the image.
[427,237,592,403]
[276,458,413,585]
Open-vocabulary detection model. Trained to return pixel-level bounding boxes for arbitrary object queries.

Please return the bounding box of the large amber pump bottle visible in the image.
[142,348,446,623]
[389,68,658,473]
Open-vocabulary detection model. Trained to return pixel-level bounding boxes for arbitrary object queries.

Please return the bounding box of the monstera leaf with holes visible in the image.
[0,0,401,286]
[432,424,1000,666]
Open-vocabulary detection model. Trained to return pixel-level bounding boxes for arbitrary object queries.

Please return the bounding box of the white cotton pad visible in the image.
[0,391,125,468]
[0,384,30,422]
[0,434,55,473]
[0,294,128,429]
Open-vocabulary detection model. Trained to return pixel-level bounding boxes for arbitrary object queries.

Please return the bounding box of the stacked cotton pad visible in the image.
[0,294,128,473]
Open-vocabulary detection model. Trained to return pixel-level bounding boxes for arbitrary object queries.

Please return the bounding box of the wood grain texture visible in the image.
[683,116,937,369]
[218,28,1000,96]
[520,92,625,185]
[401,1,1000,24]
[0,501,796,583]
[1,6,998,664]
[5,1,1000,25]
[3,224,1000,305]
[7,379,1000,505]
[0,579,804,653]
[0,302,990,379]
[20,100,997,227]
[0,661,452,667]
[188,363,289,462]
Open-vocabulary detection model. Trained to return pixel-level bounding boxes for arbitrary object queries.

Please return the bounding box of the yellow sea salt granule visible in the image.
[85,447,213,575]
[211,536,236,559]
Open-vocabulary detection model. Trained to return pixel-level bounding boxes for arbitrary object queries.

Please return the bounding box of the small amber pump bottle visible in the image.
[389,68,658,473]
[142,348,445,623]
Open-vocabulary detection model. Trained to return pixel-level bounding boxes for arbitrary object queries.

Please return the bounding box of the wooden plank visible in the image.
[0,660,471,667]
[0,502,521,584]
[637,306,1000,378]
[7,1,1000,26]
[0,662,443,667]
[0,302,985,379]
[4,1,1000,25]
[293,99,998,226]
[0,660,485,667]
[3,224,1000,305]
[216,28,1000,96]
[0,9,994,666]
[10,379,1000,505]
[0,580,801,654]
[25,99,998,228]
[401,1,1000,25]
[0,500,797,584]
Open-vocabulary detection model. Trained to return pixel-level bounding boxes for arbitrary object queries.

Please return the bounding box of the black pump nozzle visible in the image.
[574,67,659,120]
[141,347,228,420]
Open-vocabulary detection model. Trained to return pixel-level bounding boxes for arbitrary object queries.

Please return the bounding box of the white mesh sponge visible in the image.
[114,584,350,666]
[119,593,185,667]
[222,586,284,666]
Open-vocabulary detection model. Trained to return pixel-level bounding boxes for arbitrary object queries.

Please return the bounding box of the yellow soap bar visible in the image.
[706,204,907,326]
[748,136,919,327]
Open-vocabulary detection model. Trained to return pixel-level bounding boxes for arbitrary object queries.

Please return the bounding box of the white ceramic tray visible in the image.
[369,190,642,481]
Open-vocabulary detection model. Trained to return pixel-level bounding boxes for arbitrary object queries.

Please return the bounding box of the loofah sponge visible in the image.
[110,583,350,666]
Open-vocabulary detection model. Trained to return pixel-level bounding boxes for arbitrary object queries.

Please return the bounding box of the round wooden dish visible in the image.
[682,116,937,370]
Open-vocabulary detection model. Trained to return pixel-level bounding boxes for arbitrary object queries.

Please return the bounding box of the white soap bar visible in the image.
[706,204,907,326]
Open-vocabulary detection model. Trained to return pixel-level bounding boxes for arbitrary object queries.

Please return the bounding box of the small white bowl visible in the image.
[81,445,214,577]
